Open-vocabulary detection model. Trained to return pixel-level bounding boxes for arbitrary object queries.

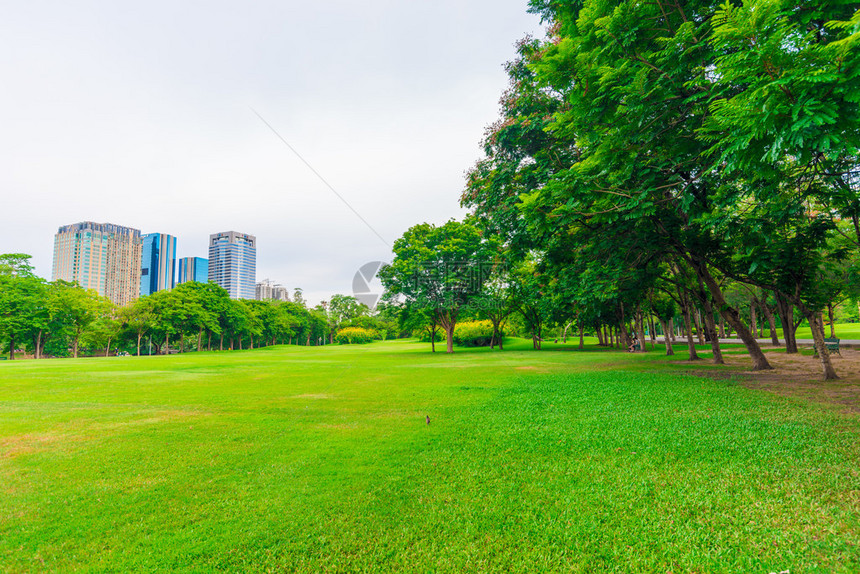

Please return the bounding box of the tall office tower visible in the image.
[140,233,177,296]
[208,231,256,299]
[177,257,209,284]
[52,221,143,306]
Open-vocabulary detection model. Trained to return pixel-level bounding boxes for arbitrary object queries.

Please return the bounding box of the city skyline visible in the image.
[0,1,543,306]
[49,220,306,304]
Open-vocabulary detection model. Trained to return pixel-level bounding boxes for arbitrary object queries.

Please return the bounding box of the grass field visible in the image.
[1,339,859,572]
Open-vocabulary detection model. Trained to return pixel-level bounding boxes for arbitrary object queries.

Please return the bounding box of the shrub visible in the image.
[453,320,498,347]
[335,327,377,345]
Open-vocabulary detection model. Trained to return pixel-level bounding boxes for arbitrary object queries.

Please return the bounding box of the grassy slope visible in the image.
[1,339,858,572]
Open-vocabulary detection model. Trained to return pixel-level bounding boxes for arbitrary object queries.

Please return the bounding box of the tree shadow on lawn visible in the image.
[537,342,860,416]
[670,348,860,416]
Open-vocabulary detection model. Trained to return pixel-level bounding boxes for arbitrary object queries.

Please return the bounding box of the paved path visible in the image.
[655,337,860,346]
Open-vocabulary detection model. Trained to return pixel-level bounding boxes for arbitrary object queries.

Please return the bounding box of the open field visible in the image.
[1,339,859,572]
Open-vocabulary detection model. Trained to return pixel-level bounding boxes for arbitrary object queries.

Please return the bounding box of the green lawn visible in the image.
[749,322,860,341]
[1,339,858,572]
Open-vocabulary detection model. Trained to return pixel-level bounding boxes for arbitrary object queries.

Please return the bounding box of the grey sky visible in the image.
[0,1,543,305]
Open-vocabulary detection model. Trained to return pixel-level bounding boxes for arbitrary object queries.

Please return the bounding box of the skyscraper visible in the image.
[140,233,177,296]
[208,231,256,299]
[178,257,209,284]
[52,221,143,306]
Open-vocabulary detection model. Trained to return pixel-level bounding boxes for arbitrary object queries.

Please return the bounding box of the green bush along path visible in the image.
[1,339,858,572]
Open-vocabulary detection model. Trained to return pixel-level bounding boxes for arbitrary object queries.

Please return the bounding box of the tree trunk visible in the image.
[239,337,243,350]
[680,298,700,361]
[775,293,798,354]
[35,331,42,360]
[648,314,657,349]
[9,334,14,360]
[828,303,836,338]
[165,333,169,355]
[749,298,758,341]
[760,302,780,345]
[536,320,542,350]
[807,311,838,380]
[694,309,705,345]
[635,305,647,352]
[73,331,81,358]
[490,323,497,350]
[659,318,675,356]
[694,262,771,370]
[208,331,212,352]
[220,332,224,351]
[180,333,185,353]
[701,301,724,365]
[445,324,454,353]
[579,325,584,350]
[105,337,112,357]
[137,332,142,356]
[490,317,502,350]
[668,319,676,341]
[718,316,725,338]
[430,326,436,353]
[198,329,203,352]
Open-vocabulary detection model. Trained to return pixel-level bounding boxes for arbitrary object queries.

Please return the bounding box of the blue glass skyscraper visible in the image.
[140,233,177,296]
[178,257,209,284]
[208,231,256,299]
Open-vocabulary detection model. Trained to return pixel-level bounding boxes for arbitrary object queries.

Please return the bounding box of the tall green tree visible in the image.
[380,219,500,353]
[0,254,44,360]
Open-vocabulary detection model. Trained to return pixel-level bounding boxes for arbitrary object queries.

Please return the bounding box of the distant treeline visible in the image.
[0,254,397,359]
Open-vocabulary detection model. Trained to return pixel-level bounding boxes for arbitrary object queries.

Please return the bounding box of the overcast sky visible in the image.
[0,1,544,305]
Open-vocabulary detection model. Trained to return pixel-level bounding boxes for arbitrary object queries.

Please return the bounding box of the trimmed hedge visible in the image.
[453,320,498,347]
[335,327,377,345]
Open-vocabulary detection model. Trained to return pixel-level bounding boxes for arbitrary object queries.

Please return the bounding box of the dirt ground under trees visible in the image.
[686,346,860,415]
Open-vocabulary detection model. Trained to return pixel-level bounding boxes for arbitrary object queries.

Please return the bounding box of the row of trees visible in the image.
[0,253,397,359]
[381,1,860,379]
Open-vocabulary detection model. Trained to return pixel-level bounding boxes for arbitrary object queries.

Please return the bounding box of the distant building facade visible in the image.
[208,231,256,299]
[178,257,209,284]
[52,221,143,306]
[140,233,177,296]
[256,279,289,301]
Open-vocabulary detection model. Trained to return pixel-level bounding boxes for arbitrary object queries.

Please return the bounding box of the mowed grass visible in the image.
[1,340,858,572]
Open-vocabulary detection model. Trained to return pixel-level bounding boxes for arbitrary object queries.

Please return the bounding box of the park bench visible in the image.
[824,337,841,356]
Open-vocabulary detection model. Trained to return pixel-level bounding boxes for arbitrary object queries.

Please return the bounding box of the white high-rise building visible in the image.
[256,279,289,301]
[208,231,256,299]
